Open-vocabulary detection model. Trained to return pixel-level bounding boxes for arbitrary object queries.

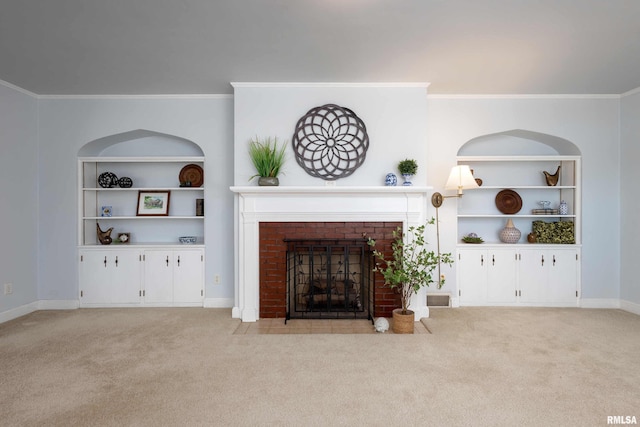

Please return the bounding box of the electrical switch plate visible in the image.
[4,283,13,295]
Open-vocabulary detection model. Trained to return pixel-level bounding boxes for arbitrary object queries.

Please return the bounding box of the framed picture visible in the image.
[137,191,171,216]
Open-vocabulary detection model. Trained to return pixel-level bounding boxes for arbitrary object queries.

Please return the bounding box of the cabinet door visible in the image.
[486,249,517,303]
[457,249,487,305]
[518,249,548,303]
[548,249,578,303]
[144,250,174,303]
[109,251,142,304]
[173,250,204,303]
[79,250,141,304]
[79,251,114,304]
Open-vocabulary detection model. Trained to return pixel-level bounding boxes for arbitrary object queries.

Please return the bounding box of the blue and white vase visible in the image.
[385,173,397,186]
[559,200,568,215]
[401,174,413,186]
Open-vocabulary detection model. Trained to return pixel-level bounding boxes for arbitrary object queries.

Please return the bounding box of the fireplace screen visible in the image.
[285,239,373,322]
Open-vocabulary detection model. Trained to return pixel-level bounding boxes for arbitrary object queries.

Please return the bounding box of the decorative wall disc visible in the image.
[292,104,369,180]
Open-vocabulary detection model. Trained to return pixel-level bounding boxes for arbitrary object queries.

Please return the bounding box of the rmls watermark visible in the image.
[607,416,637,425]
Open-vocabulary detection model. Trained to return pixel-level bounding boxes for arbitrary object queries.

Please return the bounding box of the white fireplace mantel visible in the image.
[230,186,433,322]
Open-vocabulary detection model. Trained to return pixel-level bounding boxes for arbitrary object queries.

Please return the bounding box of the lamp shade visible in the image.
[444,165,479,194]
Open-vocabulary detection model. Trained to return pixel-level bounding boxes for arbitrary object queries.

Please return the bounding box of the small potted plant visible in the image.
[367,219,453,333]
[249,137,287,186]
[398,158,418,186]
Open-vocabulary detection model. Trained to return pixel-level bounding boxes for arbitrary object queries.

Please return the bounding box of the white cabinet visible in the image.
[518,248,579,304]
[144,249,204,305]
[457,246,579,306]
[79,247,204,307]
[458,248,516,305]
[79,249,142,305]
[77,151,206,307]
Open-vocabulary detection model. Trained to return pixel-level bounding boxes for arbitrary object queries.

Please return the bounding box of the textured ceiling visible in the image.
[1,0,639,95]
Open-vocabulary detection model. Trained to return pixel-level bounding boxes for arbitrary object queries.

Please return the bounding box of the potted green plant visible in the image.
[367,219,453,333]
[398,158,418,186]
[249,137,287,186]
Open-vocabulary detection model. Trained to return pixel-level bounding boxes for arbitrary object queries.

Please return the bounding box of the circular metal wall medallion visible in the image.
[291,104,369,180]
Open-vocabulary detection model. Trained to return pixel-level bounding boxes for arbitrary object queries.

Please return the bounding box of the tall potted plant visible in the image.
[249,136,287,186]
[367,219,453,333]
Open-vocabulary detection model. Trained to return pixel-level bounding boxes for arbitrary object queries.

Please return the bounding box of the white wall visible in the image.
[37,97,235,304]
[0,83,38,315]
[620,90,640,307]
[427,96,621,304]
[233,84,430,186]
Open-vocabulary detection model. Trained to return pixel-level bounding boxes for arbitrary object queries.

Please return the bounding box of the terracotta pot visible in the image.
[392,308,414,334]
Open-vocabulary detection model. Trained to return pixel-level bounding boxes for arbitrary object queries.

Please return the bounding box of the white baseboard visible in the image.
[580,298,621,309]
[37,300,80,310]
[620,299,640,315]
[0,301,40,324]
[203,298,234,308]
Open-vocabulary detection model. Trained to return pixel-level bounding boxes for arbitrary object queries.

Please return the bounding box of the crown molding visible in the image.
[427,93,620,100]
[230,82,431,89]
[0,79,38,98]
[37,94,233,100]
[621,86,640,98]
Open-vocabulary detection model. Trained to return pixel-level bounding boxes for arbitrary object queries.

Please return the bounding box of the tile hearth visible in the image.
[232,318,432,335]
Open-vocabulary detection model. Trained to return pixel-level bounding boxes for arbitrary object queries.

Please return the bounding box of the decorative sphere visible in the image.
[374,317,390,332]
[385,173,397,186]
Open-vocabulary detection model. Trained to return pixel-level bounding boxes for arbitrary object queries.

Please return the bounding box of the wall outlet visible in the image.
[4,283,13,295]
[214,275,221,284]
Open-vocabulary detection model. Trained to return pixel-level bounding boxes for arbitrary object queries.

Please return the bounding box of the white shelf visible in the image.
[83,187,204,191]
[85,216,204,220]
[471,185,576,190]
[458,215,576,218]
[79,156,205,163]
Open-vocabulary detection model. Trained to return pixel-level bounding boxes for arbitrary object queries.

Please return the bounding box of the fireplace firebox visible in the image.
[285,238,373,322]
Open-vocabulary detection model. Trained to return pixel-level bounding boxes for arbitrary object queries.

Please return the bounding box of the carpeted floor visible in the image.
[1,307,638,426]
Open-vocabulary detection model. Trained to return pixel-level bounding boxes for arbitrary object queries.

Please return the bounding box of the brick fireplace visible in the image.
[260,221,402,319]
[230,186,431,322]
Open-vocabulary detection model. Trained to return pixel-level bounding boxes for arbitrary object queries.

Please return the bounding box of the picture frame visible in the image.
[137,191,171,216]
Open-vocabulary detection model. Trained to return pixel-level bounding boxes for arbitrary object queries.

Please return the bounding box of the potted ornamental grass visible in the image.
[367,218,453,333]
[248,136,287,186]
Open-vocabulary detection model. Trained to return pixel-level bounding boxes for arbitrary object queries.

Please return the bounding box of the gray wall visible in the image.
[620,90,640,306]
[37,97,235,304]
[0,81,637,319]
[0,83,38,316]
[427,96,621,305]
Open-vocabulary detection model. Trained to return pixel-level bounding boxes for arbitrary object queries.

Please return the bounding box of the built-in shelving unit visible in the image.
[452,133,582,308]
[78,157,205,246]
[455,155,581,245]
[77,131,205,307]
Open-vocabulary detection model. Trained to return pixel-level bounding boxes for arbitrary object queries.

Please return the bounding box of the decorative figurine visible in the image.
[543,166,561,186]
[97,223,114,245]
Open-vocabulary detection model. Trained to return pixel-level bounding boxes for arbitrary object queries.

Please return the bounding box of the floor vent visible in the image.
[427,294,450,307]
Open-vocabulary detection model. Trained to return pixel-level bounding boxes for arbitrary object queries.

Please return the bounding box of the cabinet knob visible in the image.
[177,256,181,267]
[480,255,484,266]
[115,256,118,267]
[104,256,107,268]
[166,256,169,267]
[541,255,545,266]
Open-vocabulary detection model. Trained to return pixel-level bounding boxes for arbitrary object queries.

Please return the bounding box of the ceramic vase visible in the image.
[499,219,521,243]
[385,173,397,186]
[559,200,568,215]
[401,174,413,186]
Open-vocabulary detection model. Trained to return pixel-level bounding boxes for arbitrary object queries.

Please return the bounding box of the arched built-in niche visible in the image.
[78,129,204,157]
[458,129,581,157]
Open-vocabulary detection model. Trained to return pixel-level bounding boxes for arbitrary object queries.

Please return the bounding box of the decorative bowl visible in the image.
[179,236,197,244]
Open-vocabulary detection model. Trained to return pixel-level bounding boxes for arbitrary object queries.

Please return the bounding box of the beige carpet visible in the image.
[1,307,639,426]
